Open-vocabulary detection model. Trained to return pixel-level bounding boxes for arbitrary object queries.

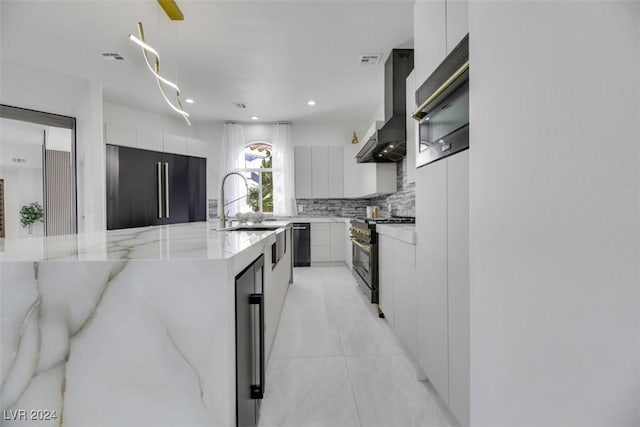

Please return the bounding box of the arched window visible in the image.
[238,142,273,213]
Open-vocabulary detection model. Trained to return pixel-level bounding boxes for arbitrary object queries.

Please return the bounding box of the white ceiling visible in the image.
[0,0,414,125]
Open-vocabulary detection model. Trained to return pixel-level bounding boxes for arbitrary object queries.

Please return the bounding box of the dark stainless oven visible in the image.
[413,33,469,168]
[350,220,378,303]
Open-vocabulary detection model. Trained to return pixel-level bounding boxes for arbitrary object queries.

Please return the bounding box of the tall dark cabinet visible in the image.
[106,144,206,230]
[235,255,265,427]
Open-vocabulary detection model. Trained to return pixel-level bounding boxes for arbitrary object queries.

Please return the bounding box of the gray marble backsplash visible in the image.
[208,158,416,219]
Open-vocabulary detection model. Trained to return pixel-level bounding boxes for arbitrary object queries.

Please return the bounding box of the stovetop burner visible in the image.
[355,216,415,225]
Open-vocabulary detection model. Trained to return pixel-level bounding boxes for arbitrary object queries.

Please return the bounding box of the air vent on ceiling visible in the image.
[102,52,125,61]
[359,54,383,65]
[232,103,247,110]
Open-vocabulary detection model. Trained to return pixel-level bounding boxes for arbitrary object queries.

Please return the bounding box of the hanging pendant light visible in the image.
[129,22,191,125]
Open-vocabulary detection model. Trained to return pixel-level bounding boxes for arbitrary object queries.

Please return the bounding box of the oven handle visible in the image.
[350,238,371,254]
[411,61,469,121]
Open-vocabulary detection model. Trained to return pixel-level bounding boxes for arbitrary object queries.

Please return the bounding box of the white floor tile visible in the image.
[259,357,361,427]
[346,354,452,427]
[261,266,452,427]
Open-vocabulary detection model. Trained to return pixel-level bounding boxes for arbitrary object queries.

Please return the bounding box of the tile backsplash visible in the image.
[209,157,416,219]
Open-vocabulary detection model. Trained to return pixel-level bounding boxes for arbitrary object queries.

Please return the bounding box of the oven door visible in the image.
[351,237,377,302]
[416,79,469,167]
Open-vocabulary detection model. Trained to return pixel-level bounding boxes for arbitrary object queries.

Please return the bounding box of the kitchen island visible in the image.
[1,222,292,426]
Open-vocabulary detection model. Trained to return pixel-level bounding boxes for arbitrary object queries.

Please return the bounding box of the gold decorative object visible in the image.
[129,22,191,125]
[352,131,359,144]
[157,0,184,21]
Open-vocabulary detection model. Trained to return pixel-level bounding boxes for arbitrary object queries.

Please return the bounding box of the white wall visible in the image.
[469,2,639,425]
[0,61,105,234]
[103,102,195,138]
[293,121,368,147]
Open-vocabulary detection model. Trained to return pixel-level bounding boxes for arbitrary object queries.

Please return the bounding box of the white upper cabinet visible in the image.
[327,146,344,198]
[104,123,136,148]
[294,146,344,199]
[413,0,447,84]
[294,146,313,198]
[186,137,208,158]
[136,129,163,152]
[104,123,207,159]
[311,146,329,198]
[162,134,187,155]
[446,0,469,55]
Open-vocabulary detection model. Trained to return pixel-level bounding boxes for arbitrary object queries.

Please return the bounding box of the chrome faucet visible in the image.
[219,172,249,229]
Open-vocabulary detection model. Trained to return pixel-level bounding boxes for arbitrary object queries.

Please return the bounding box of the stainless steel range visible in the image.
[350,216,415,304]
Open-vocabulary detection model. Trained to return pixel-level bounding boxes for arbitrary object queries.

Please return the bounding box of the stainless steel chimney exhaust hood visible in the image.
[356,49,414,163]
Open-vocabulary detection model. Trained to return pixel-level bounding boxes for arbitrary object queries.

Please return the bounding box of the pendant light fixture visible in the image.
[129,21,191,125]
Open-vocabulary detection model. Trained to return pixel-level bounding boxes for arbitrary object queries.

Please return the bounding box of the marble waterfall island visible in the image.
[1,222,293,426]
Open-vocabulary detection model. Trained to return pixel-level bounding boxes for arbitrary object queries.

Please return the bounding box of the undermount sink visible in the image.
[218,224,282,232]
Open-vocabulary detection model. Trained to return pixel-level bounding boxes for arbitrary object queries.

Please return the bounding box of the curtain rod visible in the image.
[225,121,292,125]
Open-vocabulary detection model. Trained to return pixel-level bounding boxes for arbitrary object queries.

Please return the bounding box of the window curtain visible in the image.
[219,123,246,217]
[272,123,296,216]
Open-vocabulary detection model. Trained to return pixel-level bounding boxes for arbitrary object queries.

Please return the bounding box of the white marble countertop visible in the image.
[376,224,417,245]
[0,221,291,262]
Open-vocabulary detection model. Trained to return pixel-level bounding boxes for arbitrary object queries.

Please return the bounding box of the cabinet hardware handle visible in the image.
[292,227,308,230]
[157,162,163,218]
[164,162,169,218]
[412,61,469,121]
[249,293,265,399]
[350,237,371,253]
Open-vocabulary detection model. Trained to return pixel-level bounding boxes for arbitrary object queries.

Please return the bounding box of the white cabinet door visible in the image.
[446,0,469,55]
[378,235,395,327]
[294,147,313,198]
[136,129,163,152]
[104,123,136,148]
[447,151,470,426]
[394,241,418,363]
[330,222,345,261]
[328,146,344,198]
[186,137,208,158]
[413,0,447,84]
[311,146,329,198]
[344,221,353,268]
[310,223,331,262]
[163,134,187,155]
[416,160,449,402]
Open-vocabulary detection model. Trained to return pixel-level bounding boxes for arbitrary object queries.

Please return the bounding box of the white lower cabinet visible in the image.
[310,222,345,263]
[311,223,331,262]
[344,221,353,269]
[378,234,418,363]
[416,151,469,427]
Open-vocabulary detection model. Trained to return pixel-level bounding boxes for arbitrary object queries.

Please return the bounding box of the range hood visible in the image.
[356,49,414,163]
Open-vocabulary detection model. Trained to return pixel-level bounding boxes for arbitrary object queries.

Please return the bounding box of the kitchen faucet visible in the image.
[219,172,249,229]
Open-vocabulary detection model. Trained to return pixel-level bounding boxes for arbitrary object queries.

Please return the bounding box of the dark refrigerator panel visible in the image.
[106,144,206,230]
[106,145,163,230]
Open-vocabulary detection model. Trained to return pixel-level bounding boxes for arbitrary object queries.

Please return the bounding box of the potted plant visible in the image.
[20,202,44,235]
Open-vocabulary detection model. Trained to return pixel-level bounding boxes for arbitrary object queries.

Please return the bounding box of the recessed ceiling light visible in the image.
[307,100,316,106]
[185,98,194,104]
[383,150,388,153]
[389,144,394,148]
[378,154,383,157]
[251,116,259,120]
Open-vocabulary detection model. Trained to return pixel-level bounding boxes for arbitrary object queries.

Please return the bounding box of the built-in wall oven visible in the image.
[413,34,469,168]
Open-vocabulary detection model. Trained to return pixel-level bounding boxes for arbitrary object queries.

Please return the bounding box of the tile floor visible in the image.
[259,266,454,427]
